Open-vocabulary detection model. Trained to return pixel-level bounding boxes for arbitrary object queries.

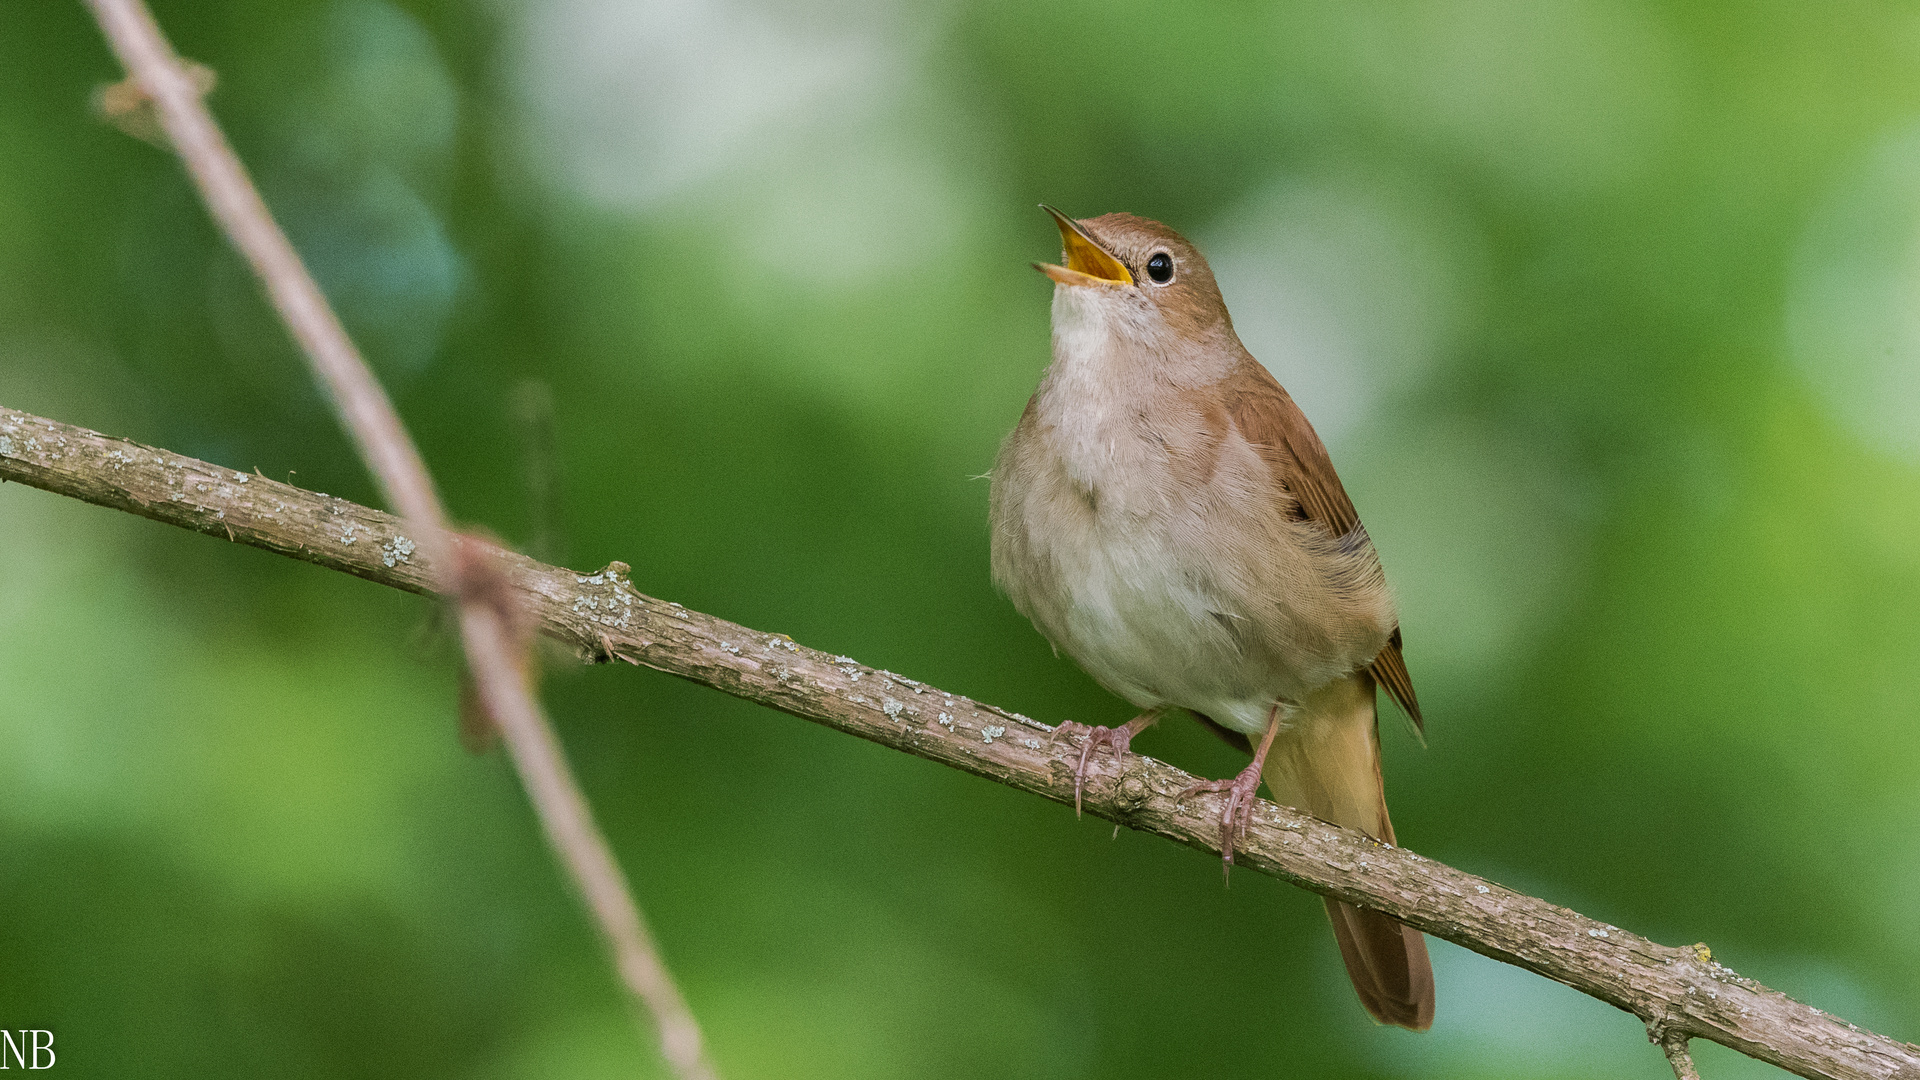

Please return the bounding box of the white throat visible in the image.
[1033,286,1165,496]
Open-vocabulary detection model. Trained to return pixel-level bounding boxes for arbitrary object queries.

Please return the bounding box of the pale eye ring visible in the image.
[1146,251,1174,285]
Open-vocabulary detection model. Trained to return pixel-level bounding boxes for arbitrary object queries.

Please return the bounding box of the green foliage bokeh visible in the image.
[5,1,1920,1076]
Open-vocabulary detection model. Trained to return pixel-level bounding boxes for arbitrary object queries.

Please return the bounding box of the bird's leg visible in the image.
[1177,703,1285,868]
[1054,708,1164,817]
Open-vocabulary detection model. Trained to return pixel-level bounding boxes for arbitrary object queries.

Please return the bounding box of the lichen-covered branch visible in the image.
[5,403,1916,1080]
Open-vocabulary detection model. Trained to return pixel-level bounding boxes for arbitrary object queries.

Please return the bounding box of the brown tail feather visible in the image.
[1262,673,1435,1031]
[1325,898,1435,1030]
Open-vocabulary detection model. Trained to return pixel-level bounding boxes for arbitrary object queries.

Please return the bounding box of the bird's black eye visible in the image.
[1146,251,1174,284]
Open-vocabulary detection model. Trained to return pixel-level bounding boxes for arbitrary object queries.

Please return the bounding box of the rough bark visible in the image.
[4,402,1917,1080]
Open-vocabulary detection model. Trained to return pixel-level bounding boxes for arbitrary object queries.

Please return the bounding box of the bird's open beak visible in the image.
[1033,205,1133,288]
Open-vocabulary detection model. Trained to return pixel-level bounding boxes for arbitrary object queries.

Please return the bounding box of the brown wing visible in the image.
[1371,629,1423,735]
[1222,359,1361,536]
[1221,359,1424,734]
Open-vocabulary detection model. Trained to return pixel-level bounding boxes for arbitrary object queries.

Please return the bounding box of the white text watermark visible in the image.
[0,1030,54,1069]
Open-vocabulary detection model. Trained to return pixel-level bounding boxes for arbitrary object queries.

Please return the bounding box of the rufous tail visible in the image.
[1261,673,1435,1031]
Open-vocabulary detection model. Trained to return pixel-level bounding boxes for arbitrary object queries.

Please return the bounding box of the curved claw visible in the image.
[1054,721,1134,817]
[1054,714,1159,818]
[1178,759,1265,870]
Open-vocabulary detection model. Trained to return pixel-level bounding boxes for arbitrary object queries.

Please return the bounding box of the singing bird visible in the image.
[988,206,1434,1030]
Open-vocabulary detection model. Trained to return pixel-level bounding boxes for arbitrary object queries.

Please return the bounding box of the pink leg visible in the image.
[1054,709,1163,816]
[1178,704,1285,869]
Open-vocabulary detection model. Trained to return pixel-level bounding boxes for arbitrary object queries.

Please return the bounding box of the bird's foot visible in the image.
[1054,710,1160,817]
[1178,757,1265,869]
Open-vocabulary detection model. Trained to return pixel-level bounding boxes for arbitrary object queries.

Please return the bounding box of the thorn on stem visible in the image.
[93,60,216,146]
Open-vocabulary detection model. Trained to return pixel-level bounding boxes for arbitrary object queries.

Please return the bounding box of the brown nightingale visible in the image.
[988,206,1434,1030]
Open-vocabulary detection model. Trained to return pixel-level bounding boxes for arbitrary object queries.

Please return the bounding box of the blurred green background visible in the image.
[4,1,1920,1076]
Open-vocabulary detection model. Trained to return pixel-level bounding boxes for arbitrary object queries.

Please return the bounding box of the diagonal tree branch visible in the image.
[6,402,1918,1080]
[77,3,718,1076]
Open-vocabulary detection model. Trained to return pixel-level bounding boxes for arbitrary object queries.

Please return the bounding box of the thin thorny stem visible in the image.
[77,3,718,1076]
[1659,1030,1703,1080]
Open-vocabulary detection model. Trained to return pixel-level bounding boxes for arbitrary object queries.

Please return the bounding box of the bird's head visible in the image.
[1033,206,1235,363]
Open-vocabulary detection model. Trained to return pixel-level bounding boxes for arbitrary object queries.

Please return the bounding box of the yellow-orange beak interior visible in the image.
[1034,205,1133,287]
